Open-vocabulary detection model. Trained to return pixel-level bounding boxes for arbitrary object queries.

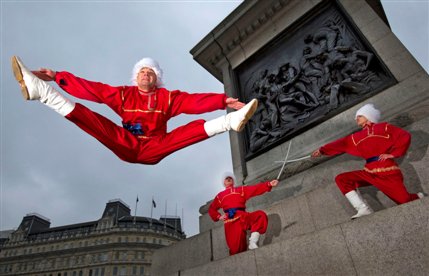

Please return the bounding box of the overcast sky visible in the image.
[1,0,428,237]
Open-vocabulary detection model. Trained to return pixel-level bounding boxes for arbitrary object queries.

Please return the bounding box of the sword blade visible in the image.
[276,140,292,179]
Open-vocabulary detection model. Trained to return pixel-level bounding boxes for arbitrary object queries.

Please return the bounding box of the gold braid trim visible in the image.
[364,166,400,173]
[122,108,165,114]
[224,216,241,224]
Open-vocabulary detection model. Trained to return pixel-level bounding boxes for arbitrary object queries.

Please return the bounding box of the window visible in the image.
[113,267,118,276]
[119,266,126,276]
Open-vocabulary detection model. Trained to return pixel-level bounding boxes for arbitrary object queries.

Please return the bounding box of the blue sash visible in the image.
[366,156,379,163]
[224,208,246,219]
[123,123,144,135]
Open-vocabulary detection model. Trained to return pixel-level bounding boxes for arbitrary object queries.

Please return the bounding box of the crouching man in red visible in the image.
[209,172,278,255]
[312,103,425,219]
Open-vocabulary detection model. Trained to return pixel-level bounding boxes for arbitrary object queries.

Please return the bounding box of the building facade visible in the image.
[0,199,185,276]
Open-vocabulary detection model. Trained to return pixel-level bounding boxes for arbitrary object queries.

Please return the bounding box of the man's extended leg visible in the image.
[138,101,257,164]
[135,120,209,164]
[12,56,143,164]
[65,103,143,163]
[11,56,74,116]
[204,99,258,136]
[369,172,420,204]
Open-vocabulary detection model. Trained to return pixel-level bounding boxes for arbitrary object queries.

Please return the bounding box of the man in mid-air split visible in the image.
[11,56,258,164]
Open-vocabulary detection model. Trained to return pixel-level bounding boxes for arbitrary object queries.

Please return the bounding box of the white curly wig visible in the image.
[131,57,164,87]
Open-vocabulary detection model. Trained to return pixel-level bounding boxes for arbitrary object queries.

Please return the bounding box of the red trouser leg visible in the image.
[335,170,418,204]
[136,119,209,164]
[224,218,248,255]
[66,103,210,164]
[65,103,142,163]
[246,210,268,234]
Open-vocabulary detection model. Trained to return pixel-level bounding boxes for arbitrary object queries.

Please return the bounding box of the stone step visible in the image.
[152,197,429,275]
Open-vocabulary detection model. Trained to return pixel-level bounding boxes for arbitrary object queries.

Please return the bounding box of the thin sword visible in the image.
[276,140,292,180]
[274,155,311,164]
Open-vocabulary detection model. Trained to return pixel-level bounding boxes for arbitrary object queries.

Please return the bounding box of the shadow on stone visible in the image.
[262,213,283,246]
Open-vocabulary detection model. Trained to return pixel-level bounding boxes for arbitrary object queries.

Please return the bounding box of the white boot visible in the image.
[230,99,258,132]
[203,99,258,136]
[11,56,75,116]
[204,115,229,137]
[345,190,373,219]
[248,232,260,250]
[417,192,425,199]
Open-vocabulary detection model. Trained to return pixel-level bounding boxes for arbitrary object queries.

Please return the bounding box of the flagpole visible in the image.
[182,208,184,234]
[150,196,154,227]
[134,195,139,225]
[175,203,178,231]
[164,200,167,230]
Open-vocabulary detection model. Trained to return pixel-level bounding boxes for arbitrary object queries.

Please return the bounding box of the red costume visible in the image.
[320,122,419,204]
[54,71,227,164]
[209,181,272,255]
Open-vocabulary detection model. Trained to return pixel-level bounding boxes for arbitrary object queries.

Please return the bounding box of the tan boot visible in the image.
[11,56,31,100]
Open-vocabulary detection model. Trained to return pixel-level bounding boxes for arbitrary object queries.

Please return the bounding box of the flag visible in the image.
[152,199,157,208]
[136,196,139,203]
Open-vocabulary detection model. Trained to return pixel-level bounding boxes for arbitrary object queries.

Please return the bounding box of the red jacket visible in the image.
[209,182,272,221]
[320,122,411,172]
[55,71,227,138]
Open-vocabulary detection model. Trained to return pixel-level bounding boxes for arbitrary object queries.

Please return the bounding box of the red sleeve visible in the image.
[319,133,362,157]
[168,91,227,117]
[208,196,222,222]
[243,181,272,200]
[386,124,411,158]
[55,71,122,104]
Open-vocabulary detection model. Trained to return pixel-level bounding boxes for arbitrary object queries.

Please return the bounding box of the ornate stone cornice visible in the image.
[191,0,388,83]
[190,0,292,82]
